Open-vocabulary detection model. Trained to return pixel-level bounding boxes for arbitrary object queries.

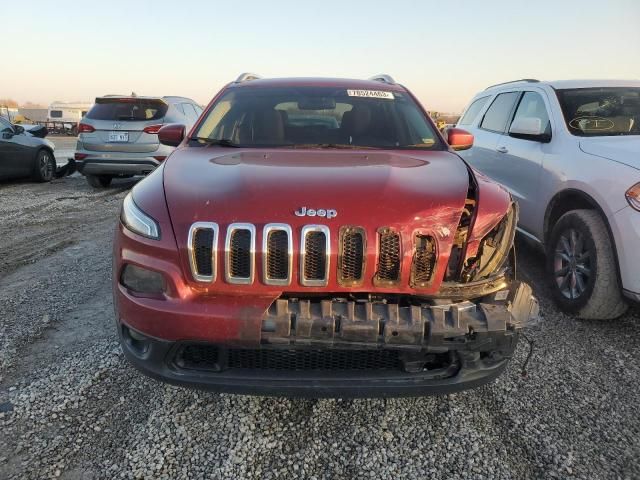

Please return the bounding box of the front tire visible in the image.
[547,209,628,320]
[32,149,55,182]
[86,174,113,188]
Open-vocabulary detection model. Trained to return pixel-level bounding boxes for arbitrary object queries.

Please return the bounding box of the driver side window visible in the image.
[511,92,551,137]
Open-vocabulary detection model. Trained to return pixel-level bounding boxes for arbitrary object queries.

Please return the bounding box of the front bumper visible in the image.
[117,281,538,397]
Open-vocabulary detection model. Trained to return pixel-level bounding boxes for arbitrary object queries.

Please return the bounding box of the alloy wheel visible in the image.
[40,153,54,180]
[553,228,592,299]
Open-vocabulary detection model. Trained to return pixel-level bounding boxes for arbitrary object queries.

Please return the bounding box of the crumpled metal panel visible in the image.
[261,281,538,349]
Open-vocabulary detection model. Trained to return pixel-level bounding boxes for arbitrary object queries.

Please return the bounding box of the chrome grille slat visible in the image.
[187,222,219,282]
[189,222,436,289]
[263,224,293,286]
[300,225,330,287]
[225,223,256,284]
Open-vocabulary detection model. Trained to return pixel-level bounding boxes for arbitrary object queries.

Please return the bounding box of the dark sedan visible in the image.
[0,116,56,182]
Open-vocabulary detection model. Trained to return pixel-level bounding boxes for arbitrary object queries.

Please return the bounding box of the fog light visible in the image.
[122,325,150,356]
[121,264,166,294]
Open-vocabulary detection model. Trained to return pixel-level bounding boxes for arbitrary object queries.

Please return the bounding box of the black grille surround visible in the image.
[411,234,437,287]
[187,222,219,282]
[301,226,330,286]
[229,230,251,277]
[338,227,365,286]
[193,229,214,277]
[225,224,255,284]
[304,232,327,279]
[266,230,289,281]
[374,228,401,286]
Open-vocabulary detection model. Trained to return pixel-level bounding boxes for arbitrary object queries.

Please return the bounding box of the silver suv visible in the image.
[458,79,640,319]
[75,95,202,187]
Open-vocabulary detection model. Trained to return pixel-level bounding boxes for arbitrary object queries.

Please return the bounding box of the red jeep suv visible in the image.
[114,74,538,397]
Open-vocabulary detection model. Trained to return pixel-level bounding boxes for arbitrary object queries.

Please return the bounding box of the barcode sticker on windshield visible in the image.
[347,90,394,99]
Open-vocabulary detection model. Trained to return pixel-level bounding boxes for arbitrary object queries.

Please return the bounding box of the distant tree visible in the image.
[0,98,19,108]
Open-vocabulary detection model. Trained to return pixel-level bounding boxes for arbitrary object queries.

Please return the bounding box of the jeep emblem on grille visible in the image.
[295,207,337,219]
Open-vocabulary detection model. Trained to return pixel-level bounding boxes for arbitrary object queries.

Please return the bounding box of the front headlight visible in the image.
[121,192,160,239]
[626,183,640,211]
[461,203,518,282]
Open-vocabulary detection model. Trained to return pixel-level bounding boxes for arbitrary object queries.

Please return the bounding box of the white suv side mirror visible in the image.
[510,117,542,136]
[509,116,551,142]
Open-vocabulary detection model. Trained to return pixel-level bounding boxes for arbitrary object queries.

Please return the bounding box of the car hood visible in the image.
[163,148,471,237]
[579,136,640,170]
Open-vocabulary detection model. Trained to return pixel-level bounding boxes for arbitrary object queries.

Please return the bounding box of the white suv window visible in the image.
[511,92,551,136]
[459,96,490,126]
[480,92,520,133]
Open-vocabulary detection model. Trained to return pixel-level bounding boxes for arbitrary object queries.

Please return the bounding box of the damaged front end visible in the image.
[151,276,537,397]
[116,167,538,398]
[242,170,539,393]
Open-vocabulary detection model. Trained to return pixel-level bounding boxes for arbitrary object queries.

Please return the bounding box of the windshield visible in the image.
[557,87,640,136]
[193,86,442,149]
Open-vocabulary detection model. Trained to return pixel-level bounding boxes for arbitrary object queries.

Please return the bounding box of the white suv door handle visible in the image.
[496,146,509,153]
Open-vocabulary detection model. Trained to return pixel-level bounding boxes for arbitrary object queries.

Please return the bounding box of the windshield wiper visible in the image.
[191,137,241,147]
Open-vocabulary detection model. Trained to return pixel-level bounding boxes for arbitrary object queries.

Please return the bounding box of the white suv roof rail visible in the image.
[369,74,396,85]
[485,79,540,90]
[235,73,262,83]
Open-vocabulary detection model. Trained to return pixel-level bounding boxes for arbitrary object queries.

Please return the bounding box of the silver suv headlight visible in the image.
[121,193,160,239]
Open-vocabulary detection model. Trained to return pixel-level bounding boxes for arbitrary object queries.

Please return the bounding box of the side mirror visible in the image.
[14,125,25,135]
[509,117,550,142]
[158,124,186,147]
[447,127,474,151]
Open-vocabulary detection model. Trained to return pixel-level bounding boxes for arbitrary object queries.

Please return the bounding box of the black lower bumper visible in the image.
[119,327,512,398]
[118,281,538,398]
[78,159,159,176]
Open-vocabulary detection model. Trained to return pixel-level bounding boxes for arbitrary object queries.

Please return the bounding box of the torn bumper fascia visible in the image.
[261,281,539,349]
[117,282,538,397]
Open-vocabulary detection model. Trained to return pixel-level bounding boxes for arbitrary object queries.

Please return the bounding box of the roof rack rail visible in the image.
[485,79,540,90]
[369,74,396,85]
[235,73,262,83]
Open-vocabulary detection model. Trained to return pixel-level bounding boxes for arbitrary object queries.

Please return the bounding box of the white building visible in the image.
[47,101,93,122]
[0,106,19,121]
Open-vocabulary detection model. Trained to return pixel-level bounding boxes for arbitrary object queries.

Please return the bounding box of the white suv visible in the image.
[458,79,640,319]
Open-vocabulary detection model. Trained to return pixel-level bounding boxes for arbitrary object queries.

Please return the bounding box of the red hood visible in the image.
[164,148,469,227]
[162,147,488,295]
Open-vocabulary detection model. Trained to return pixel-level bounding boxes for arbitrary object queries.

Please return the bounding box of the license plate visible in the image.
[108,131,129,142]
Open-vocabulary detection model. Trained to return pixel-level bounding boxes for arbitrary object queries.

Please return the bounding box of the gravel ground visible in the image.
[1,171,639,479]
